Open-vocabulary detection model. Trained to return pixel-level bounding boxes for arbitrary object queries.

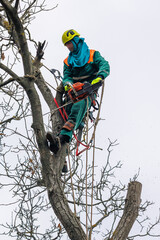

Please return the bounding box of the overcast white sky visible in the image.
[1,0,160,239]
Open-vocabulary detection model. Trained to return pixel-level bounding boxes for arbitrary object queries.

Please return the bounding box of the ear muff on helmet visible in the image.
[62,29,80,45]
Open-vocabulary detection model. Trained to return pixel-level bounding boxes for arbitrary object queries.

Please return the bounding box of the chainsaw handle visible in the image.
[65,81,78,96]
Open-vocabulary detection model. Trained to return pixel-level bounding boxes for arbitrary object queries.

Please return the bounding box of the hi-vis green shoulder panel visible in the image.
[64,49,95,67]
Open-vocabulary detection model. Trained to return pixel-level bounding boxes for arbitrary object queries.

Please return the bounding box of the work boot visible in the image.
[46,132,70,154]
[46,132,60,154]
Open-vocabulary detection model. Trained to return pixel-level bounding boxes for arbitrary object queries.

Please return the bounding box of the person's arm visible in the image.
[63,63,74,88]
[94,51,110,79]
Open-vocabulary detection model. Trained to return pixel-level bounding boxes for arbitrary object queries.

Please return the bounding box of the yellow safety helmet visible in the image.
[62,29,80,45]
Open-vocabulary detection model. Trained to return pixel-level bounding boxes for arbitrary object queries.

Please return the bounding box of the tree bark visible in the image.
[110,181,142,240]
[48,172,87,240]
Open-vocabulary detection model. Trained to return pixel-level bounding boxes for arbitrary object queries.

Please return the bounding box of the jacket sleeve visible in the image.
[62,63,74,86]
[94,51,110,79]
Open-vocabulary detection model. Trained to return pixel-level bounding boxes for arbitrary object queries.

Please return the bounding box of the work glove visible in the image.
[91,77,102,85]
[64,84,71,91]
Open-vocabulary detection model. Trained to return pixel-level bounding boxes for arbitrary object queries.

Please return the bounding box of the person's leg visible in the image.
[46,97,91,154]
[60,97,91,140]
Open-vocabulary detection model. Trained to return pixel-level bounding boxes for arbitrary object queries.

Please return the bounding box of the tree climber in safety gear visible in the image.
[46,29,110,154]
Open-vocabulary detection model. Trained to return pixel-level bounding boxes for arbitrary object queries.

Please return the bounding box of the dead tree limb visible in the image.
[32,41,46,68]
[110,181,142,240]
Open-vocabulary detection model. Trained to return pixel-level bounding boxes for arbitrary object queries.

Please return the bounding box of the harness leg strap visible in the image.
[62,120,75,131]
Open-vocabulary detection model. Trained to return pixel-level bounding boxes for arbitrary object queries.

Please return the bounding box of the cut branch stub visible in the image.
[33,41,46,68]
[110,181,142,240]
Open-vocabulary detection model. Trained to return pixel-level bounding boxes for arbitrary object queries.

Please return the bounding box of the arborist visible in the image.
[46,29,110,154]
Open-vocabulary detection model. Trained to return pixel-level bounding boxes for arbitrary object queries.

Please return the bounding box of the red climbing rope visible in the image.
[54,98,89,156]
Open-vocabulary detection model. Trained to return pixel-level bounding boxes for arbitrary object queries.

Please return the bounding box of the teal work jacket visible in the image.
[63,50,110,86]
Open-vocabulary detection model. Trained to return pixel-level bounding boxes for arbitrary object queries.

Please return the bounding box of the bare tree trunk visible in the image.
[48,173,87,240]
[110,181,142,240]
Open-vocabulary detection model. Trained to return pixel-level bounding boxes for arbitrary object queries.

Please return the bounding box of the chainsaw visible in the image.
[67,81,103,108]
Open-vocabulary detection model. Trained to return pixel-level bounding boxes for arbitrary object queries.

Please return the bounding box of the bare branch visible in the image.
[0,62,19,78]
[0,0,32,74]
[0,77,16,87]
[14,0,19,10]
